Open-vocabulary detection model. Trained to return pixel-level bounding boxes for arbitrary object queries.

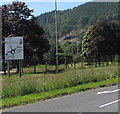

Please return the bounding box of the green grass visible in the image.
[23,64,64,74]
[18,61,118,74]
[1,77,119,109]
[2,65,119,98]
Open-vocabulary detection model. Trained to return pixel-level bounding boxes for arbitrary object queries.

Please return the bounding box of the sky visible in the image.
[1,0,119,16]
[26,2,90,16]
[2,0,92,16]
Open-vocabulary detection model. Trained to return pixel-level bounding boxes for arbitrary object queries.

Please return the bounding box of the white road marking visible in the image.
[97,89,120,95]
[97,91,110,95]
[99,99,120,108]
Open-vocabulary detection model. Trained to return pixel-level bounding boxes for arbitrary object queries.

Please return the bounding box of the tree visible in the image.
[61,42,79,69]
[88,20,118,65]
[81,26,93,63]
[57,52,72,69]
[2,1,50,74]
[80,16,89,26]
[2,1,34,37]
[44,38,64,66]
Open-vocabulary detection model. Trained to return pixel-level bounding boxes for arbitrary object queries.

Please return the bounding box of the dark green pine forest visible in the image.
[36,2,118,40]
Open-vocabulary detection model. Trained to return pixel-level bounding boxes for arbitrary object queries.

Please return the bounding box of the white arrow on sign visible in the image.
[97,89,120,95]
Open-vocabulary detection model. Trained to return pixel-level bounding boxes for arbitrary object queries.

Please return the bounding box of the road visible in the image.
[3,84,120,112]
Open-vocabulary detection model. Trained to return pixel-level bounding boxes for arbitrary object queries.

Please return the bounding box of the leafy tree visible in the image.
[81,26,93,62]
[45,38,64,65]
[57,52,72,69]
[2,1,34,37]
[88,20,118,65]
[61,42,79,69]
[2,1,50,74]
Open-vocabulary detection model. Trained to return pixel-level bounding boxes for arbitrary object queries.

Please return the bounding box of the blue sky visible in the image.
[26,2,89,16]
[2,0,92,16]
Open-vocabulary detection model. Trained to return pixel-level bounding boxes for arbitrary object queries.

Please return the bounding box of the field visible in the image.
[1,62,119,99]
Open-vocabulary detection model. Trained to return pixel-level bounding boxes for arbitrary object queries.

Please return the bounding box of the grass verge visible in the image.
[2,65,118,98]
[1,77,119,109]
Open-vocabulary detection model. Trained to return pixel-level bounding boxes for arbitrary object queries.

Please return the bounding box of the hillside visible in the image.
[36,2,118,43]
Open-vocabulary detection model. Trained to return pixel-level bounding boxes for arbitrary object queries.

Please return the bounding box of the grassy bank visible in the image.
[2,65,119,98]
[1,77,119,109]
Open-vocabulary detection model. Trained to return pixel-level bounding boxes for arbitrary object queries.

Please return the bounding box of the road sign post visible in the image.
[7,60,10,78]
[5,37,24,78]
[19,60,21,78]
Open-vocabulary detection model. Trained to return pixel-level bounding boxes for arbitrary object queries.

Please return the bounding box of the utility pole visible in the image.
[55,0,58,73]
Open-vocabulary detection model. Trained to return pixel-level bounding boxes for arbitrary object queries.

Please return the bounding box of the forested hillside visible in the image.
[36,2,118,40]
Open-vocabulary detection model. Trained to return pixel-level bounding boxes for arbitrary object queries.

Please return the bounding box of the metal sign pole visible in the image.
[55,0,58,73]
[19,60,21,78]
[21,60,23,73]
[7,60,10,78]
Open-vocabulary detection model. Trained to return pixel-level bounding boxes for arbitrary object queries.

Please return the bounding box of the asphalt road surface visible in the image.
[3,84,120,112]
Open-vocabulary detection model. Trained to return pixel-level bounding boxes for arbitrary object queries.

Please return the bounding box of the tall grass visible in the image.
[2,65,119,98]
[23,64,64,74]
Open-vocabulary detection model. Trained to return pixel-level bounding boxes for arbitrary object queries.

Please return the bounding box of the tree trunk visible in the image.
[106,58,109,66]
[81,57,84,68]
[34,65,36,74]
[95,58,97,67]
[74,61,76,69]
[102,62,104,66]
[16,62,19,73]
[81,61,84,68]
[88,59,91,68]
[106,62,109,66]
[98,61,101,66]
[2,38,7,75]
[106,56,109,66]
[67,64,70,69]
[64,57,67,69]
[45,61,48,72]
[3,60,6,75]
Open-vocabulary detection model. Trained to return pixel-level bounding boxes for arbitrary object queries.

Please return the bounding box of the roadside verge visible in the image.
[1,77,119,110]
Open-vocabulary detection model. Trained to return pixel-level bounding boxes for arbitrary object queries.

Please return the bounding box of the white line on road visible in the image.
[99,99,120,108]
[97,91,110,95]
[97,89,120,95]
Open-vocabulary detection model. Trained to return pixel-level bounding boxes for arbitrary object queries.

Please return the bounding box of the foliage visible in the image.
[2,77,119,108]
[2,1,50,67]
[44,38,64,65]
[88,20,118,63]
[36,2,118,39]
[61,42,78,55]
[2,65,119,98]
[81,26,93,61]
[60,42,80,65]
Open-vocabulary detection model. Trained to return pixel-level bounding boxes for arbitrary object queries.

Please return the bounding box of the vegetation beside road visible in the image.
[2,64,119,98]
[1,77,119,109]
[1,1,120,110]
